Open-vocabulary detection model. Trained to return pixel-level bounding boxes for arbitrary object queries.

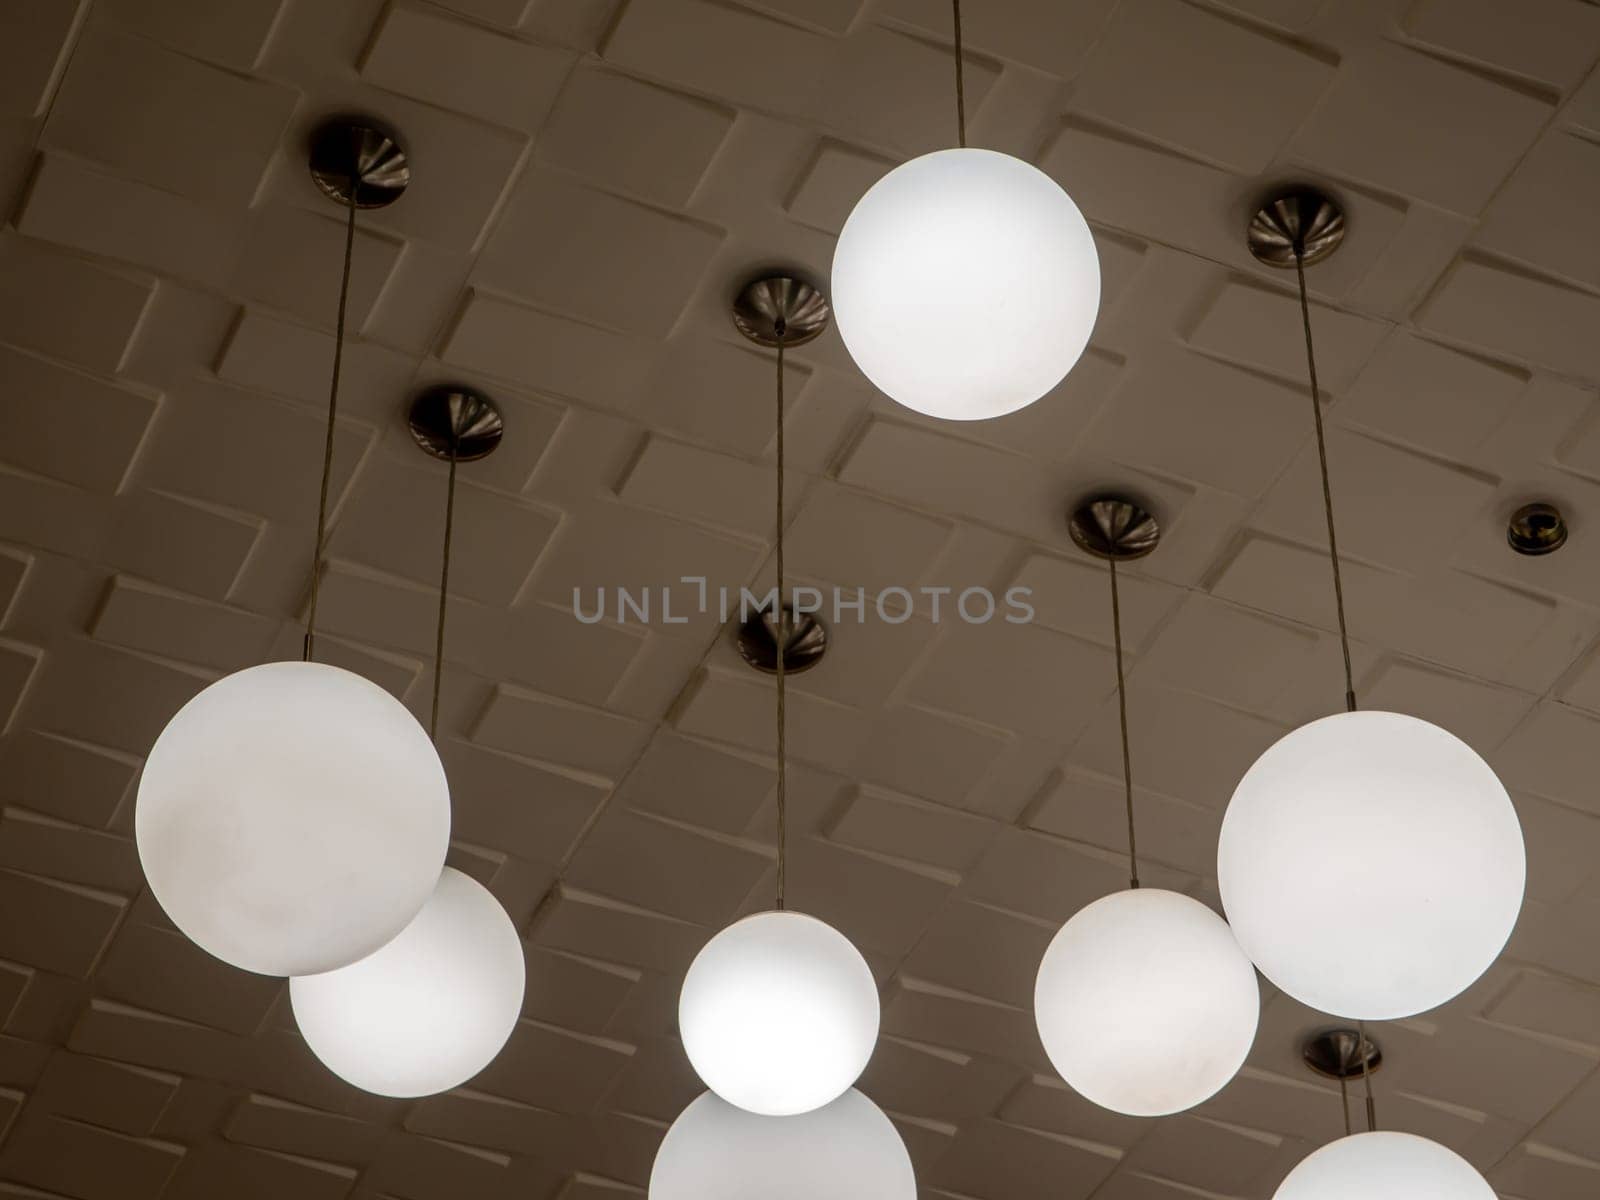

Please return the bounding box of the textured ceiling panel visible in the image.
[0,1,1597,1198]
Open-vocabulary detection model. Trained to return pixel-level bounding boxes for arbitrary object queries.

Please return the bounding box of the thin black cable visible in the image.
[1294,245,1356,714]
[952,0,967,148]
[429,438,458,742]
[774,328,788,912]
[1296,239,1374,1140]
[302,179,359,662]
[1339,1072,1352,1138]
[1109,557,1139,889]
[1358,1019,1377,1131]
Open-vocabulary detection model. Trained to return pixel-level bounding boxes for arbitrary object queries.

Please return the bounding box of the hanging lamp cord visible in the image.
[1295,236,1377,1136]
[774,328,788,912]
[302,176,359,662]
[1293,244,1356,714]
[429,434,459,742]
[952,0,967,147]
[1108,557,1139,889]
[1358,1018,1377,1131]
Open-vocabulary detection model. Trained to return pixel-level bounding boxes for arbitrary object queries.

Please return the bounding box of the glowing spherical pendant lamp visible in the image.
[1034,499,1257,1116]
[1273,1131,1494,1200]
[291,867,524,1097]
[650,1089,914,1200]
[135,121,452,979]
[828,1,1098,422]
[136,660,450,977]
[1218,190,1524,1021]
[676,279,879,1117]
[1219,710,1524,1019]
[831,147,1099,421]
[679,909,879,1116]
[1036,887,1259,1116]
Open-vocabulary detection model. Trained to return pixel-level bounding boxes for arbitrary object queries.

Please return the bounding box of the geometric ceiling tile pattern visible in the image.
[1,1,1598,1198]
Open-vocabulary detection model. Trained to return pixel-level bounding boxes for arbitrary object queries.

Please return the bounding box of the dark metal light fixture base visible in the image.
[1248,187,1346,268]
[1507,502,1567,556]
[1069,497,1160,561]
[737,604,828,675]
[733,275,831,348]
[1302,1027,1383,1081]
[408,386,503,461]
[309,117,410,209]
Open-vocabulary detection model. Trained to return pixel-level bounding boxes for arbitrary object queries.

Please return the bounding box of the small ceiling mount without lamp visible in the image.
[1302,1027,1383,1081]
[1247,186,1346,268]
[1507,502,1567,556]
[309,117,410,208]
[409,385,504,462]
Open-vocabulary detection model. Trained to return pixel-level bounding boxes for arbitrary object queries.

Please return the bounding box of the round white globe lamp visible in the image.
[831,148,1100,422]
[290,867,524,1097]
[1274,1131,1495,1200]
[136,660,451,977]
[678,910,879,1116]
[1218,711,1524,1020]
[1035,888,1259,1116]
[650,1089,914,1200]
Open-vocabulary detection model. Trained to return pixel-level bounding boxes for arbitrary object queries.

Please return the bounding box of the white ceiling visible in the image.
[1,0,1599,1197]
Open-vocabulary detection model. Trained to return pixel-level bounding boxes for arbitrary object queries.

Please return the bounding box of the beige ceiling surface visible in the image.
[0,0,1599,1196]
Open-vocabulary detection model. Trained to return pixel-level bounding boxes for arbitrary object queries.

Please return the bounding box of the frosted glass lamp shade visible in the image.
[1218,711,1524,1020]
[650,1089,914,1200]
[1274,1132,1495,1200]
[1034,888,1259,1116]
[290,867,524,1098]
[136,661,450,977]
[830,147,1100,421]
[678,910,879,1116]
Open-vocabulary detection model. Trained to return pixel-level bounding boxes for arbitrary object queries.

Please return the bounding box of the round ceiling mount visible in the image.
[736,604,828,675]
[1248,187,1346,268]
[1507,502,1567,556]
[408,386,503,462]
[1302,1026,1383,1081]
[733,275,831,348]
[1068,497,1160,561]
[309,117,410,209]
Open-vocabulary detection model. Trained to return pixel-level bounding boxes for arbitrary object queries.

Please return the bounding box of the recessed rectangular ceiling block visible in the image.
[0,345,158,493]
[1288,42,1551,214]
[1338,332,1526,460]
[0,0,85,118]
[1069,0,1335,173]
[230,207,403,331]
[818,26,1000,155]
[603,0,830,116]
[17,154,240,284]
[1403,0,1600,90]
[1476,132,1600,291]
[1418,257,1600,379]
[361,1,570,129]
[478,171,724,337]
[441,290,653,408]
[1186,278,1387,391]
[538,64,735,208]
[44,23,297,206]
[877,0,1118,75]
[97,0,288,69]
[0,235,155,373]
